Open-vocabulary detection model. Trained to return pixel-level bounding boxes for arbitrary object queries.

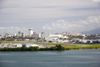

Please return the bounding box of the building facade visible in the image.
[29,28,33,37]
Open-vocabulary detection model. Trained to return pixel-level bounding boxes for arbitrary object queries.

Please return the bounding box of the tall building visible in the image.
[18,31,22,37]
[29,28,33,37]
[22,32,26,38]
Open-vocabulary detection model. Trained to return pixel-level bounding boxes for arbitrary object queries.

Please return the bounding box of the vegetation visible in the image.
[0,44,65,51]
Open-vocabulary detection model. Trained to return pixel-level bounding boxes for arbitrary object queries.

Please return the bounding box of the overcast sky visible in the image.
[0,0,100,34]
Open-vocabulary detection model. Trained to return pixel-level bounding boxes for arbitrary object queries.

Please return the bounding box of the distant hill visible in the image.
[81,28,100,34]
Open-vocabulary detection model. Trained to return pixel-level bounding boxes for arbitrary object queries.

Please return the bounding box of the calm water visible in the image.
[0,49,100,67]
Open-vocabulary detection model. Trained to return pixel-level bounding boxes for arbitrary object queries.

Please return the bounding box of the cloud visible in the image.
[0,0,100,34]
[42,15,100,32]
[92,0,100,2]
[0,27,27,34]
[0,0,100,23]
[1,0,99,8]
[42,24,52,30]
[0,7,100,23]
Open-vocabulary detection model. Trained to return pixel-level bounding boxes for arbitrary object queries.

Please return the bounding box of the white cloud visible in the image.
[42,24,53,30]
[42,15,100,32]
[0,27,27,34]
[0,0,100,34]
[92,0,100,2]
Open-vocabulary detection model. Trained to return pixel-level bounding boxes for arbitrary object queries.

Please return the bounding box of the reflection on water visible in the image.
[0,49,100,67]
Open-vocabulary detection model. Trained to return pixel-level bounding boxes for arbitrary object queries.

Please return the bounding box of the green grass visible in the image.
[65,46,100,50]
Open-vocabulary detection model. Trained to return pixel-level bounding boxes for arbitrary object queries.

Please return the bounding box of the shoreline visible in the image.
[0,46,100,51]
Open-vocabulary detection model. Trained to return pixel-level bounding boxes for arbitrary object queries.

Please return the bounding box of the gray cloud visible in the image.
[0,0,100,22]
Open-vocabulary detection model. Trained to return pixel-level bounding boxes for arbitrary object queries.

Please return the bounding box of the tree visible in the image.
[21,46,28,51]
[28,47,38,51]
[55,44,65,50]
[49,47,56,50]
[28,47,35,51]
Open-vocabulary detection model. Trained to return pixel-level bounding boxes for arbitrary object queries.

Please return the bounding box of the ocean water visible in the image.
[0,49,100,67]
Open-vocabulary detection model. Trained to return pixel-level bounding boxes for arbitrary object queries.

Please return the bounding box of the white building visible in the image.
[32,32,41,39]
[29,28,33,37]
[22,43,39,47]
[79,39,99,44]
[13,44,22,47]
[45,33,69,43]
[48,34,63,38]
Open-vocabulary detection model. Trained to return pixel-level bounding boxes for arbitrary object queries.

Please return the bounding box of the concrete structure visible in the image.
[29,28,33,37]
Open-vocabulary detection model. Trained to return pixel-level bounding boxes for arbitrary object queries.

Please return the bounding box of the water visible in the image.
[0,49,100,67]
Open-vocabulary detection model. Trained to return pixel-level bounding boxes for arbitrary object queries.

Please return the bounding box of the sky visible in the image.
[0,0,100,35]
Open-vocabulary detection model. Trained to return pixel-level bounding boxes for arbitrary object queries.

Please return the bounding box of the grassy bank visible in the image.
[65,46,100,50]
[0,44,100,51]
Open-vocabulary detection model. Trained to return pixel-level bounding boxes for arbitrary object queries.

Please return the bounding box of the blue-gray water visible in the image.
[0,49,100,67]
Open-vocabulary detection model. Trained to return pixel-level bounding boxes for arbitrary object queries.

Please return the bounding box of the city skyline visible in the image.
[0,0,100,34]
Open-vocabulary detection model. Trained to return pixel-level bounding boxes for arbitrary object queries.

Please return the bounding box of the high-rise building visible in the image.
[18,31,22,37]
[29,28,33,37]
[22,32,26,38]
